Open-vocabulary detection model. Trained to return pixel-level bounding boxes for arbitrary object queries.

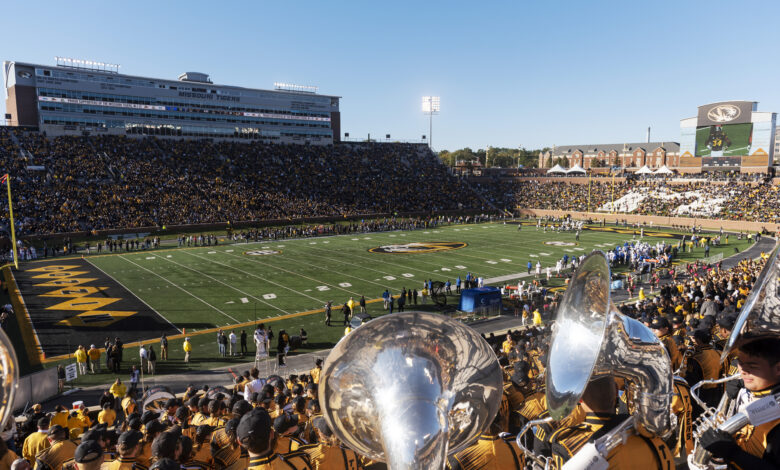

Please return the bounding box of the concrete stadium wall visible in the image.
[517,209,780,234]
[13,367,58,412]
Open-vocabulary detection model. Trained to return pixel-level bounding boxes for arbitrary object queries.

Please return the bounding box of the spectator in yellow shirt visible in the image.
[183,338,192,363]
[50,405,69,429]
[501,334,515,354]
[22,416,51,462]
[74,346,87,376]
[98,402,116,427]
[110,378,126,402]
[533,309,543,326]
[87,345,101,374]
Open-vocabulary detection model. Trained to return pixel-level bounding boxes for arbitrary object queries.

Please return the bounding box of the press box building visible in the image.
[3,59,340,144]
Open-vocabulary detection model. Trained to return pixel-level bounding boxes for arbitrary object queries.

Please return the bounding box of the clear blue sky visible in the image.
[4,0,780,151]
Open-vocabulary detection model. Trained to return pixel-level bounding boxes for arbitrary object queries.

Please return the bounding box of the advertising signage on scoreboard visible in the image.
[697,101,755,126]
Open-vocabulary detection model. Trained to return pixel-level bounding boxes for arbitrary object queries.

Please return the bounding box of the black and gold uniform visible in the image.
[686,331,723,410]
[247,451,312,470]
[502,382,526,434]
[300,442,363,470]
[274,436,304,455]
[669,377,694,458]
[34,438,78,470]
[515,390,546,430]
[549,413,673,470]
[211,427,248,470]
[659,333,683,372]
[533,404,585,457]
[102,456,149,470]
[447,433,524,470]
[733,384,780,464]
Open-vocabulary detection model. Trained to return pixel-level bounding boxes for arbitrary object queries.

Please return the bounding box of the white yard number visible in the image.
[263,293,277,300]
[338,282,352,288]
[383,276,396,281]
[401,273,414,278]
[316,286,330,291]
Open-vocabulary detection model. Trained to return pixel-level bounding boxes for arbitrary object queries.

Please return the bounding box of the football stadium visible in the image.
[2,3,780,470]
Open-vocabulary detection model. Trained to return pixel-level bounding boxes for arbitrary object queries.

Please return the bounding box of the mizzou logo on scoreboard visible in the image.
[244,249,281,256]
[368,242,467,254]
[543,241,577,246]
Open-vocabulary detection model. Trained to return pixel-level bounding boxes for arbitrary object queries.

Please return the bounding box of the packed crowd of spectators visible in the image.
[0,129,488,236]
[504,179,780,223]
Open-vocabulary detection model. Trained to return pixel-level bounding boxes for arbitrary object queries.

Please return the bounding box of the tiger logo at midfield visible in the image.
[369,242,467,254]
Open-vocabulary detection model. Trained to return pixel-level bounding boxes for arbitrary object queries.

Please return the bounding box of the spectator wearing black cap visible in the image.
[22,417,50,463]
[151,432,182,465]
[272,414,304,455]
[190,426,214,465]
[140,421,167,469]
[69,440,103,470]
[173,408,193,441]
[162,399,179,425]
[687,329,723,413]
[104,430,143,470]
[191,399,210,428]
[650,316,683,372]
[237,409,312,469]
[34,425,76,470]
[210,418,245,470]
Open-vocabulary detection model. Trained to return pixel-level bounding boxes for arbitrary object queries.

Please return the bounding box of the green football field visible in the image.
[85,222,696,329]
[13,221,748,386]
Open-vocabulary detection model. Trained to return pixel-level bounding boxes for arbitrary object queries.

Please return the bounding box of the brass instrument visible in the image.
[0,328,17,430]
[689,242,780,469]
[318,311,503,470]
[529,251,673,467]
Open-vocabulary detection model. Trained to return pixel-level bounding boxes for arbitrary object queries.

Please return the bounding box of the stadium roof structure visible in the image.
[546,142,680,157]
[547,164,566,174]
[567,164,586,174]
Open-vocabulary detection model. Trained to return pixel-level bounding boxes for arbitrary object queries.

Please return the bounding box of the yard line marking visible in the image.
[226,301,235,304]
[208,251,217,254]
[86,258,183,333]
[225,250,234,253]
[155,254,286,315]
[215,250,395,294]
[166,255,172,258]
[145,257,155,260]
[529,254,539,258]
[183,250,357,303]
[117,255,237,324]
[539,252,552,256]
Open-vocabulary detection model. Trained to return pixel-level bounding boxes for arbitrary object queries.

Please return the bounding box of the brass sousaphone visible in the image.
[318,311,503,470]
[541,251,673,466]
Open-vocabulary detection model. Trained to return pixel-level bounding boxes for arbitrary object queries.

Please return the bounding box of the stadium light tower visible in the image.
[422,96,440,149]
